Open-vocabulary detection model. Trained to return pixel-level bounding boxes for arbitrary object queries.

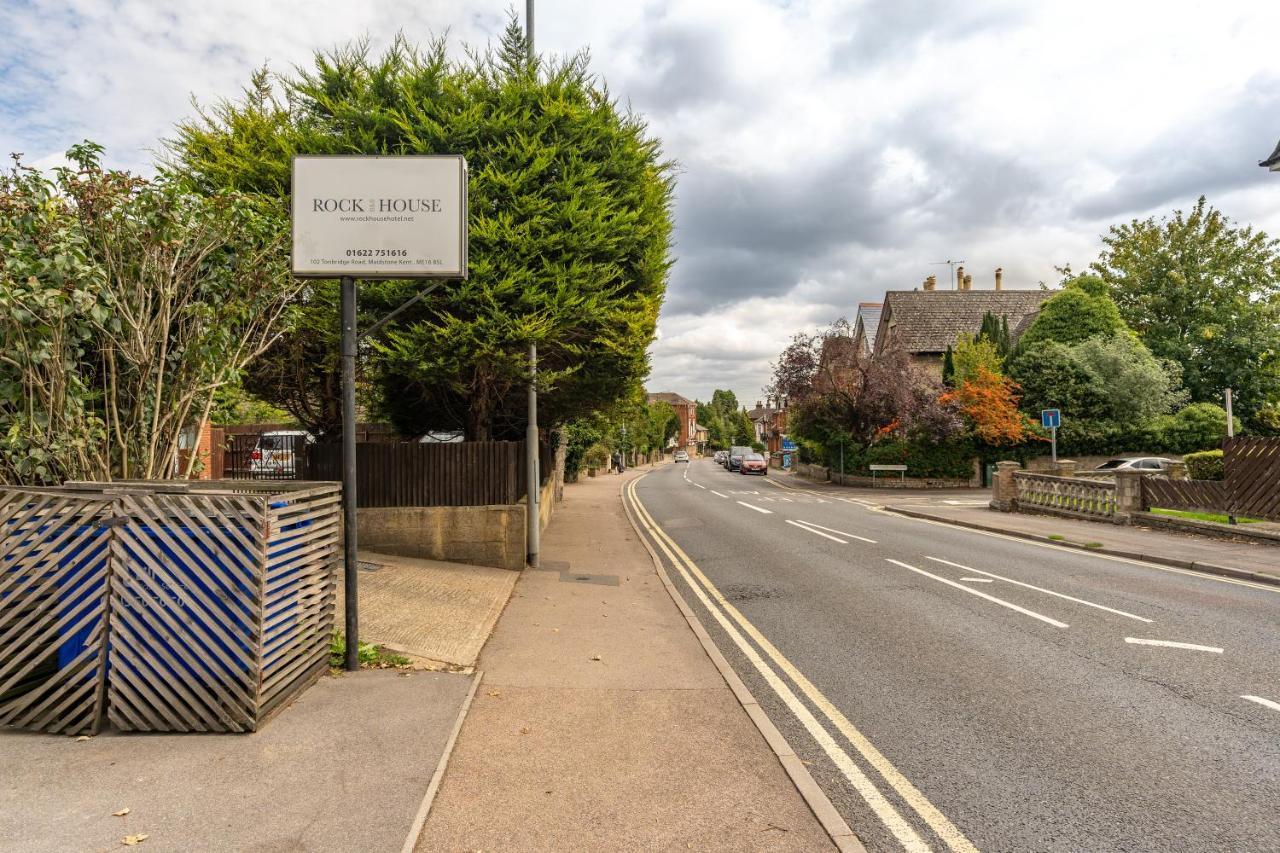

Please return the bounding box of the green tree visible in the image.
[1016,274,1125,351]
[941,345,955,387]
[951,334,1004,386]
[1092,197,1280,427]
[169,22,675,439]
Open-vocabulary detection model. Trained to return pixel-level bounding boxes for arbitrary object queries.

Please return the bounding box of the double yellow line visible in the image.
[624,475,978,853]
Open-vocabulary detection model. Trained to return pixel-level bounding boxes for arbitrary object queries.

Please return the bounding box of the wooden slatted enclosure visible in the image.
[55,480,341,733]
[0,488,115,735]
[1224,437,1280,522]
[1141,478,1228,515]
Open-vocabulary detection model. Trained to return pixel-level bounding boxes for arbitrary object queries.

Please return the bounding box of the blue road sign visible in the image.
[1041,409,1061,429]
[782,438,797,451]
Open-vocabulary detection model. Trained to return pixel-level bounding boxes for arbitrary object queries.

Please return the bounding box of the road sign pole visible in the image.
[1051,426,1057,465]
[340,274,360,672]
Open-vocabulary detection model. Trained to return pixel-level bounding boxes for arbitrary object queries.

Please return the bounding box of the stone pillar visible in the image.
[1054,459,1076,478]
[991,460,1021,511]
[956,265,965,290]
[963,274,973,291]
[1167,460,1188,481]
[1113,469,1144,523]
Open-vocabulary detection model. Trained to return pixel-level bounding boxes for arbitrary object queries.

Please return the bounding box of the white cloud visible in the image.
[4,0,1279,408]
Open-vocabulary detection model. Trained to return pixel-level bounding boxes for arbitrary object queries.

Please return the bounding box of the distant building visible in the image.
[747,396,788,454]
[647,391,697,449]
[852,302,882,355]
[872,268,1055,375]
[1262,138,1280,171]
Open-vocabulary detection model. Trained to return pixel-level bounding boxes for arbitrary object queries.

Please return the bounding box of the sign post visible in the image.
[1041,409,1062,465]
[292,155,468,670]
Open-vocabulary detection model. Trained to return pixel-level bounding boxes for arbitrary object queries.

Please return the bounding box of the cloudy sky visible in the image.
[3,0,1278,407]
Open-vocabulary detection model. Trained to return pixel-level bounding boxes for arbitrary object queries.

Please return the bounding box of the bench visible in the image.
[869,464,907,484]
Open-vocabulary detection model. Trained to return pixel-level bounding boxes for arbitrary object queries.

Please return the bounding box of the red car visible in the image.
[739,453,768,475]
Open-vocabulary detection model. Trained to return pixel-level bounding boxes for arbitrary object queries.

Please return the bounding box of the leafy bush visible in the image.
[582,443,610,471]
[1148,403,1233,455]
[1183,450,1224,480]
[1015,275,1126,351]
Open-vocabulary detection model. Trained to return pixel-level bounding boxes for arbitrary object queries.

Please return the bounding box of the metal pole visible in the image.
[527,342,540,566]
[526,0,534,58]
[340,275,360,671]
[1051,427,1057,465]
[1225,388,1234,437]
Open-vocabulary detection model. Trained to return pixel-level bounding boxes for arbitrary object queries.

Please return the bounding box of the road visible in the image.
[626,458,1280,853]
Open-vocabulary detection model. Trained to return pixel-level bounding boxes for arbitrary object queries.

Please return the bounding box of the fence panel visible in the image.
[1142,478,1228,515]
[305,440,539,508]
[1013,472,1117,520]
[1225,437,1280,521]
[0,489,115,735]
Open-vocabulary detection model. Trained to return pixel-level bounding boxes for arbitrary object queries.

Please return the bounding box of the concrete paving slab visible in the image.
[335,551,518,668]
[1,670,473,853]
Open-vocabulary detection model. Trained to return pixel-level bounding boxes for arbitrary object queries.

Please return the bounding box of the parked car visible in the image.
[713,450,727,464]
[728,445,751,471]
[740,453,768,475]
[1094,457,1174,472]
[250,430,313,477]
[674,450,690,463]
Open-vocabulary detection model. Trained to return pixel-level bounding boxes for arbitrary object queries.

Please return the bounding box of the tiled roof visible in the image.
[854,303,883,353]
[1262,138,1280,169]
[877,289,1057,354]
[647,391,694,406]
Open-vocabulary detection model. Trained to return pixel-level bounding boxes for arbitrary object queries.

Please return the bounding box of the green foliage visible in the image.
[977,311,1013,361]
[0,144,296,484]
[941,345,955,387]
[329,631,411,669]
[1148,403,1234,454]
[169,24,675,439]
[1183,449,1225,480]
[698,390,750,449]
[951,334,1004,386]
[1016,274,1125,350]
[210,383,294,425]
[750,441,766,453]
[582,442,609,470]
[830,436,975,479]
[1092,197,1280,429]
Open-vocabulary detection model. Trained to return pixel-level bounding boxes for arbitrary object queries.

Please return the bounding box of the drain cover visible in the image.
[559,571,620,587]
[357,560,382,573]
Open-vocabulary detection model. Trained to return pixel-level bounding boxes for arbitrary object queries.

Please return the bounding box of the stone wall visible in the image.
[357,504,527,571]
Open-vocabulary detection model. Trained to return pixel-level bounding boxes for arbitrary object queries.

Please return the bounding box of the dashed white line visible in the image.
[737,501,773,514]
[886,559,1069,628]
[1242,694,1280,713]
[710,490,728,499]
[925,556,1153,624]
[786,519,847,543]
[960,577,994,583]
[692,482,706,489]
[1124,637,1223,653]
[793,519,876,544]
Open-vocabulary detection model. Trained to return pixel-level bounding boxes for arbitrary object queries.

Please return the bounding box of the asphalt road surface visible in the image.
[626,458,1280,853]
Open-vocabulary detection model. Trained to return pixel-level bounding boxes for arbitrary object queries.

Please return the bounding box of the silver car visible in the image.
[674,450,690,463]
[1094,457,1174,471]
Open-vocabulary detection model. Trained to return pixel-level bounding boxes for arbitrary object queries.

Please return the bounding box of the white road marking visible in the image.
[925,557,1153,624]
[960,577,994,583]
[884,509,1280,594]
[710,490,728,499]
[886,559,1069,628]
[1124,637,1223,654]
[793,519,876,544]
[737,501,773,514]
[626,479,969,852]
[786,519,848,544]
[692,482,706,489]
[1242,694,1280,713]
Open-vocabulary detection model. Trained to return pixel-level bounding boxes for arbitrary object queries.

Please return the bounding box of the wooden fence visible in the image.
[304,440,551,508]
[1224,437,1280,521]
[1013,472,1118,521]
[1141,478,1227,516]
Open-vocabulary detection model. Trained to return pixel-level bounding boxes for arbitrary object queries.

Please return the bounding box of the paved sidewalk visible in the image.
[418,465,837,851]
[887,503,1280,585]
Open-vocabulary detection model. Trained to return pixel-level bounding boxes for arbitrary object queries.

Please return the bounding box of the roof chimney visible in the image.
[955,265,965,290]
[995,267,1004,291]
[963,274,973,291]
[756,400,763,410]
[924,275,936,291]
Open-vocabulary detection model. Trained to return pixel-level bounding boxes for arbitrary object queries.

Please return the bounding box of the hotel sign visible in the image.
[291,155,468,279]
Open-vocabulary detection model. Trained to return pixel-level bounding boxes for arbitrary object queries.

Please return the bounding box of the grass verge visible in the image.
[1149,508,1260,525]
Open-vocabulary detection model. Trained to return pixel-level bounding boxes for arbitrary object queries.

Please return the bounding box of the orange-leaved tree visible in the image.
[939,368,1034,446]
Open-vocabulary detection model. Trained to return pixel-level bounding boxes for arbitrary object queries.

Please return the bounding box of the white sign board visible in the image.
[291,155,467,279]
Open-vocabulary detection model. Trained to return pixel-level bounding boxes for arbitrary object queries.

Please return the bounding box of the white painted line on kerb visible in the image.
[887,559,1069,628]
[692,482,706,490]
[960,577,994,583]
[793,519,876,544]
[786,519,847,544]
[925,556,1153,624]
[1125,637,1223,654]
[625,481,933,851]
[737,501,773,514]
[710,490,729,499]
[1242,695,1280,713]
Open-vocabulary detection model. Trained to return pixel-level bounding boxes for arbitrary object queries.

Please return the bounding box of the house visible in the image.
[852,302,882,355]
[747,397,789,453]
[872,267,1055,375]
[647,391,697,449]
[1262,138,1280,171]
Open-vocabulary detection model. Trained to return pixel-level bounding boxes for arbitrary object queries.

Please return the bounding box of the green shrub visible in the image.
[1183,449,1224,480]
[1150,403,1233,454]
[583,443,610,470]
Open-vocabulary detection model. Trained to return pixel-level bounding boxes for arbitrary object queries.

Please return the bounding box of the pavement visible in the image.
[337,551,519,668]
[418,463,839,852]
[1,670,474,853]
[629,458,1280,852]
